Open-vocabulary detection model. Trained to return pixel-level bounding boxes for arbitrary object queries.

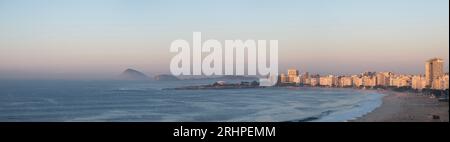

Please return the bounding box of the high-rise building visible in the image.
[425,58,444,86]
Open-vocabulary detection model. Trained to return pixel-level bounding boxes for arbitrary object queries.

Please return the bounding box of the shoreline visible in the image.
[352,90,449,122]
[166,83,449,122]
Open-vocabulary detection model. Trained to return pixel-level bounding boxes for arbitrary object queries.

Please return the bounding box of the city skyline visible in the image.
[0,0,449,79]
[277,57,448,91]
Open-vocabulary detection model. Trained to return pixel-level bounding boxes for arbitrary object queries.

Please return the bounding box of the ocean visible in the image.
[0,79,384,122]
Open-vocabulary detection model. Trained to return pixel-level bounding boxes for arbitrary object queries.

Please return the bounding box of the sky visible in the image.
[0,0,448,79]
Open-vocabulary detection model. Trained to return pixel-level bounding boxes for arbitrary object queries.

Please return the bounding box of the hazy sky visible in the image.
[0,0,448,79]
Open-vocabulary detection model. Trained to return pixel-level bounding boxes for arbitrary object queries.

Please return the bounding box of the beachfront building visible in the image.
[287,69,299,83]
[310,76,320,86]
[319,75,337,87]
[278,69,299,84]
[352,75,363,87]
[293,76,301,84]
[298,72,309,85]
[362,76,377,87]
[432,74,449,90]
[412,75,428,90]
[425,58,444,86]
[319,76,328,86]
[376,72,392,86]
[304,78,311,86]
[445,74,449,90]
[390,75,411,88]
[279,73,288,84]
[339,76,353,87]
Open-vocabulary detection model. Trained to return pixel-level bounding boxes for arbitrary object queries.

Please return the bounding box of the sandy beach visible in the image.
[353,91,449,122]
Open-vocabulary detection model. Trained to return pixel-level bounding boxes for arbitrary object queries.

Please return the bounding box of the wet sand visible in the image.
[353,91,449,122]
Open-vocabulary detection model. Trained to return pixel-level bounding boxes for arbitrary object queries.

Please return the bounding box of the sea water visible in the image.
[0,79,383,122]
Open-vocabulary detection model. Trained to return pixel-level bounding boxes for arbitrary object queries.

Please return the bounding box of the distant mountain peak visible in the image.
[118,68,149,80]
